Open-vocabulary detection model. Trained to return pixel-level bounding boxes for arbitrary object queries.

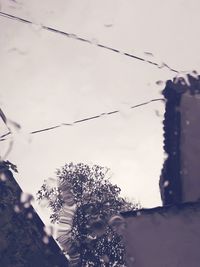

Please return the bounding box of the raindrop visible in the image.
[163,153,168,160]
[155,110,161,117]
[68,33,77,39]
[20,192,33,204]
[44,225,53,236]
[101,254,110,263]
[8,119,21,130]
[39,197,49,208]
[190,70,199,79]
[144,51,154,57]
[109,215,125,229]
[61,192,74,206]
[163,181,169,187]
[135,211,141,216]
[129,256,135,263]
[14,205,20,213]
[45,177,58,188]
[159,62,170,70]
[156,80,164,86]
[0,173,7,181]
[182,74,190,86]
[87,234,97,240]
[104,24,113,28]
[31,23,42,32]
[42,236,49,244]
[91,38,98,45]
[27,212,33,219]
[24,202,31,208]
[186,120,190,125]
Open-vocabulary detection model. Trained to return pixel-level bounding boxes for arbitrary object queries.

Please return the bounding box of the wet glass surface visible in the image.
[0,1,200,266]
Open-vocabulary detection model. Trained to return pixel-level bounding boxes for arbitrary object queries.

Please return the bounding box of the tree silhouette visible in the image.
[37,163,139,266]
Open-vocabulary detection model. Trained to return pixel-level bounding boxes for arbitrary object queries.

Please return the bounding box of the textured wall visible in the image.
[119,203,200,267]
[180,90,200,202]
[160,75,200,204]
[120,76,200,266]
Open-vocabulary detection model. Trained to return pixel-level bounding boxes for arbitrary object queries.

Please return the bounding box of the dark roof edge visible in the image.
[0,161,69,265]
[121,201,200,218]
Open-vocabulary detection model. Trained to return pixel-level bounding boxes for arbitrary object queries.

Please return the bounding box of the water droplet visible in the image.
[163,153,168,160]
[39,197,49,208]
[129,256,135,263]
[144,51,154,57]
[109,215,125,229]
[164,180,169,187]
[14,205,20,213]
[68,33,77,39]
[20,192,33,204]
[136,211,141,216]
[31,23,42,32]
[91,38,98,45]
[156,80,164,86]
[44,225,53,236]
[155,110,161,117]
[42,236,49,244]
[91,38,99,45]
[27,212,33,219]
[104,24,113,28]
[62,193,74,206]
[87,234,97,240]
[0,173,7,181]
[45,177,58,188]
[101,254,110,263]
[24,202,31,208]
[190,70,199,79]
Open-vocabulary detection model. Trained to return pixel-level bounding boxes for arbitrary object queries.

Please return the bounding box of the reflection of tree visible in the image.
[37,163,139,266]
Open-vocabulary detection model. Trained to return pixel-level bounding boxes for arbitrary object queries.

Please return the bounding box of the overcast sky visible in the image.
[0,0,200,224]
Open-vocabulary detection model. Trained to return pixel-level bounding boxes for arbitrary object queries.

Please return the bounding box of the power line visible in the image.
[0,98,164,141]
[0,11,179,73]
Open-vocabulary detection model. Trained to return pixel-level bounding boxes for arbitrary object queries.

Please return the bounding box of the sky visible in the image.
[0,0,200,225]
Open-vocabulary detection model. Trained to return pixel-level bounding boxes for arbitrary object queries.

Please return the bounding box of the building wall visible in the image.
[117,75,200,267]
[119,203,200,267]
[0,162,69,267]
[180,91,200,202]
[160,75,200,204]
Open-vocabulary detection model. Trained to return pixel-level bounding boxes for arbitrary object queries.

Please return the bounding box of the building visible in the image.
[0,161,69,267]
[116,74,200,267]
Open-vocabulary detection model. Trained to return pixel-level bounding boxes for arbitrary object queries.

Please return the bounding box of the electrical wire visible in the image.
[0,98,164,141]
[0,11,179,73]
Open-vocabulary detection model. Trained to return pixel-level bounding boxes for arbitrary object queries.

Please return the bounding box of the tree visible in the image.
[37,163,139,266]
